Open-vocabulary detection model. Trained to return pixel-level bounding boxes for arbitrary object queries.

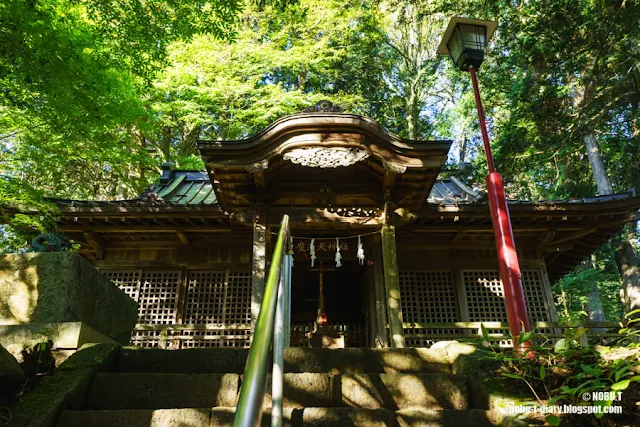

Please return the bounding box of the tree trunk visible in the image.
[582,130,640,319]
[458,129,468,163]
[615,238,640,317]
[586,254,606,323]
[405,85,418,140]
[584,132,613,195]
[581,132,611,322]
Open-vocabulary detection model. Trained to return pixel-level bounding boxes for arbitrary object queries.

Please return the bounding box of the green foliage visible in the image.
[0,0,243,200]
[0,176,59,253]
[554,265,624,323]
[479,0,640,197]
[617,309,640,346]
[479,324,640,425]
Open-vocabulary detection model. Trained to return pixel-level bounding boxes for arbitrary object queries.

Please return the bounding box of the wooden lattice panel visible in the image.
[400,270,460,347]
[131,329,161,348]
[185,271,227,324]
[399,271,459,323]
[138,271,181,324]
[180,329,251,348]
[225,272,252,324]
[463,269,552,346]
[463,270,508,322]
[522,270,551,322]
[184,270,252,325]
[102,270,141,302]
[463,269,552,323]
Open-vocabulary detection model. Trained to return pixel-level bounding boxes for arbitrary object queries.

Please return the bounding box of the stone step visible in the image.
[116,347,454,374]
[57,408,497,427]
[85,372,468,411]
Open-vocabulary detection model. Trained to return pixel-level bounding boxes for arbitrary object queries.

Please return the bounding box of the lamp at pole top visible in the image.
[436,17,498,72]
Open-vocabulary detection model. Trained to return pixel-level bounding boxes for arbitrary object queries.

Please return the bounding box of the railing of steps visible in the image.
[234,215,293,427]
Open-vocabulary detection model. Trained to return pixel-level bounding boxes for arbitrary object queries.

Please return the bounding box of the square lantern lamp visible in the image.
[436,17,497,71]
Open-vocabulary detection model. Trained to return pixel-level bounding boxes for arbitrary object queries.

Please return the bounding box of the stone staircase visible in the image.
[14,345,502,426]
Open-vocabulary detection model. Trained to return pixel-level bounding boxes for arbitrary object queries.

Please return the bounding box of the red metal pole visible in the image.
[469,66,533,355]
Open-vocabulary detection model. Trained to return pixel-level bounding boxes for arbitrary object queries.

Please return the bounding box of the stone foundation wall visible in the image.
[0,252,137,343]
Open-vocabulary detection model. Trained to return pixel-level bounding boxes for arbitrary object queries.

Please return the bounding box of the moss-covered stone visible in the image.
[0,343,25,406]
[58,343,119,373]
[0,322,117,356]
[10,368,93,427]
[0,253,137,343]
[9,342,123,426]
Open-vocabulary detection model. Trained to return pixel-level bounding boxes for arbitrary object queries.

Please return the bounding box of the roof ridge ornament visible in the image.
[303,100,344,113]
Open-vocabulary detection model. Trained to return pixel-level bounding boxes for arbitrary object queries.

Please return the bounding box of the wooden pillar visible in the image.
[381,221,405,348]
[251,218,267,334]
[370,235,389,347]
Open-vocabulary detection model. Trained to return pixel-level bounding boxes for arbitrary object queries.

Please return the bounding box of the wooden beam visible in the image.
[59,225,233,233]
[546,252,565,267]
[453,231,466,242]
[83,232,105,259]
[542,243,575,253]
[251,214,267,337]
[176,231,190,245]
[412,225,584,233]
[381,208,405,348]
[370,234,389,348]
[382,171,397,195]
[399,241,499,250]
[545,228,598,247]
[536,231,556,258]
[267,208,383,226]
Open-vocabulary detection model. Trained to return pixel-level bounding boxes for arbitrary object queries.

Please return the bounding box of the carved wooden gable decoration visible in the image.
[197,102,452,214]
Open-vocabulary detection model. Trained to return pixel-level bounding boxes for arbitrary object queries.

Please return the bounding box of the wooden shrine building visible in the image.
[52,102,640,349]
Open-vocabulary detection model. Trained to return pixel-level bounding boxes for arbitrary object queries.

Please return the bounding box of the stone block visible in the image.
[302,408,396,426]
[283,348,451,375]
[341,373,468,410]
[58,343,120,373]
[0,322,117,358]
[0,253,137,343]
[261,373,334,408]
[396,409,496,427]
[10,368,93,427]
[85,373,239,409]
[57,408,212,427]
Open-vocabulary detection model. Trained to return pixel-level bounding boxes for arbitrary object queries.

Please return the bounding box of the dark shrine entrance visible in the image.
[290,259,368,347]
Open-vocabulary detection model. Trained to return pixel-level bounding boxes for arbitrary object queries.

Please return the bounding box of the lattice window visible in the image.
[463,269,552,323]
[463,270,507,322]
[400,270,460,347]
[102,270,141,302]
[184,270,252,325]
[463,269,553,346]
[225,272,252,324]
[399,271,459,323]
[522,270,550,322]
[131,329,162,348]
[185,271,227,324]
[138,271,181,324]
